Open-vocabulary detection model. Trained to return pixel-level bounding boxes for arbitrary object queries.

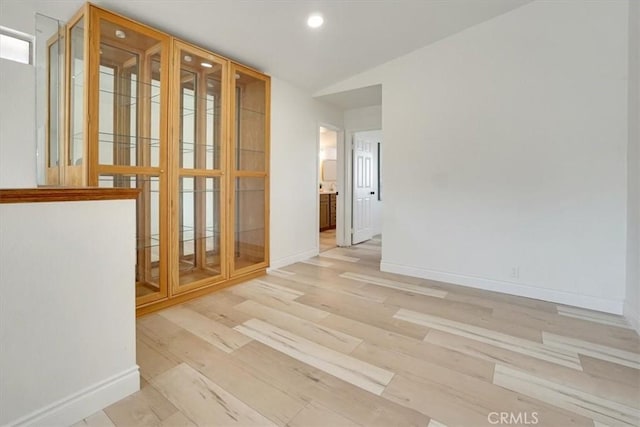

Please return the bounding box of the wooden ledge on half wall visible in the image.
[0,187,140,204]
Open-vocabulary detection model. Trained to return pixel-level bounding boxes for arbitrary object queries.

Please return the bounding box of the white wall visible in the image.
[270,77,343,268]
[0,200,139,426]
[0,0,74,188]
[625,0,640,331]
[344,105,382,133]
[318,0,629,313]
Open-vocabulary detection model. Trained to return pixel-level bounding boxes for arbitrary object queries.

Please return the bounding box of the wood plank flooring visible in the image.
[75,238,640,427]
[319,229,337,253]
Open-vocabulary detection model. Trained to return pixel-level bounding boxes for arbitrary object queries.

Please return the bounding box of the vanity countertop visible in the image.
[319,191,337,195]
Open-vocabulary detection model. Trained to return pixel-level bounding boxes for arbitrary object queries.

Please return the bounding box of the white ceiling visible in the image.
[10,0,531,95]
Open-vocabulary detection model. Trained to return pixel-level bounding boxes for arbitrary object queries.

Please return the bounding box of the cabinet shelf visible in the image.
[99,70,161,89]
[179,234,220,243]
[136,234,160,249]
[180,104,221,114]
[180,190,221,195]
[238,106,265,116]
[99,132,161,146]
[98,88,161,108]
[235,226,265,234]
[235,147,265,154]
[179,141,221,154]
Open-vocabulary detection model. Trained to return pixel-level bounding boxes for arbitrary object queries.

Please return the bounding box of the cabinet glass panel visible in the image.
[178,176,222,286]
[234,71,266,171]
[69,17,85,166]
[178,51,223,170]
[234,177,265,270]
[48,40,61,169]
[35,13,64,186]
[99,174,162,299]
[98,19,162,168]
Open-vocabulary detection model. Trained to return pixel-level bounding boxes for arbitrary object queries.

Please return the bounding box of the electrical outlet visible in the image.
[510,266,520,279]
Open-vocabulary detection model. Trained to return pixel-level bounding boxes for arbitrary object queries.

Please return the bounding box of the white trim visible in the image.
[269,248,318,270]
[339,129,352,247]
[315,125,322,253]
[624,299,640,335]
[0,26,34,42]
[7,366,139,427]
[380,261,624,315]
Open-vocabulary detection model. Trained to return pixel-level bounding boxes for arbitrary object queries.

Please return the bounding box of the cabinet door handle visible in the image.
[370,191,375,195]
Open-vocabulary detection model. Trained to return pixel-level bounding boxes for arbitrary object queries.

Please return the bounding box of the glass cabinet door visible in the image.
[230,64,270,275]
[35,13,65,186]
[47,36,62,184]
[171,41,227,294]
[94,17,163,170]
[233,176,266,270]
[91,9,170,306]
[66,13,86,186]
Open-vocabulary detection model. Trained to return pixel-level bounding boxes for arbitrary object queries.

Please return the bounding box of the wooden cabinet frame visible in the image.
[170,40,229,296]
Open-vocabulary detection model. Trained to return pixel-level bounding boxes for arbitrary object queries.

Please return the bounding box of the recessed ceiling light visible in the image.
[307,14,324,28]
[201,62,212,68]
[184,55,192,62]
[115,29,126,39]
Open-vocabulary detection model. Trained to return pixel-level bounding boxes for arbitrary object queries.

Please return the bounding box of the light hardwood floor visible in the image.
[319,229,337,253]
[75,238,640,427]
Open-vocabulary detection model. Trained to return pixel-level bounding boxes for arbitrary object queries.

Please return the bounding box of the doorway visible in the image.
[318,126,339,252]
[351,130,382,245]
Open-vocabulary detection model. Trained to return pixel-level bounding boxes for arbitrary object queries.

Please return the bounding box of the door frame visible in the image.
[316,122,344,251]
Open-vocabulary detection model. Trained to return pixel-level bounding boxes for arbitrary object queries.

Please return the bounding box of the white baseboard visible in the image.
[8,366,139,427]
[624,299,640,335]
[380,261,624,315]
[269,248,319,270]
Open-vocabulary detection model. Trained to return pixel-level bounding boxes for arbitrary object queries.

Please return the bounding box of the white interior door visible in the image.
[352,136,375,244]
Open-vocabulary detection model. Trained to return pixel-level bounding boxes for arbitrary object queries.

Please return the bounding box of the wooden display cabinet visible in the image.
[49,3,270,314]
